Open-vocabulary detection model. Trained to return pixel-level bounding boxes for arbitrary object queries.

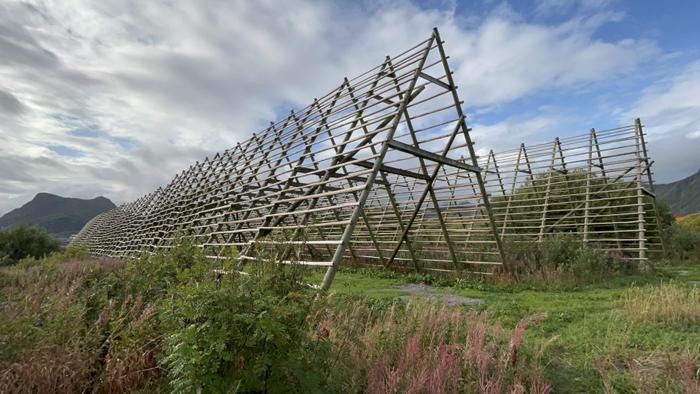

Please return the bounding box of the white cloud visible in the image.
[623,60,700,182]
[0,0,664,214]
[450,13,655,107]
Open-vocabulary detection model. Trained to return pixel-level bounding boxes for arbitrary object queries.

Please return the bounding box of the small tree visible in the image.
[0,225,60,266]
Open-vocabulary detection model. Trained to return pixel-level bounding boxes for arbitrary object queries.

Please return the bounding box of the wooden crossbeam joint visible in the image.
[641,187,656,198]
[418,72,451,90]
[388,140,482,173]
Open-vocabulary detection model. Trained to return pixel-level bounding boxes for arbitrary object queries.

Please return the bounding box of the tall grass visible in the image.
[621,282,700,325]
[11,239,697,392]
[1,247,554,393]
[314,298,551,393]
[0,256,161,393]
[594,351,699,394]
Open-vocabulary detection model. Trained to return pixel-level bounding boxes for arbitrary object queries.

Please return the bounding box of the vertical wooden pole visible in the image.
[634,119,646,263]
[636,117,666,254]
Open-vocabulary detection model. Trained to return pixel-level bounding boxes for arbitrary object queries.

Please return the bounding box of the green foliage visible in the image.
[655,199,675,230]
[108,237,325,393]
[123,240,205,302]
[656,202,700,261]
[490,170,640,238]
[159,254,323,393]
[3,235,699,393]
[502,234,629,281]
[15,244,90,267]
[0,225,60,266]
[664,222,700,261]
[538,234,580,268]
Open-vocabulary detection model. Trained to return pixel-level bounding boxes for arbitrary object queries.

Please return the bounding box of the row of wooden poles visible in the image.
[70,29,661,289]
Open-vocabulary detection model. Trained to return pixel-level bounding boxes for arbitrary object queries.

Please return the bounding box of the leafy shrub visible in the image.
[0,225,60,266]
[538,234,581,271]
[123,241,203,302]
[159,260,322,393]
[663,222,700,261]
[500,234,626,284]
[655,199,675,230]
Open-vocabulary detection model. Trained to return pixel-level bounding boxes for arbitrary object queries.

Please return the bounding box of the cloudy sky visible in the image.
[1,0,699,215]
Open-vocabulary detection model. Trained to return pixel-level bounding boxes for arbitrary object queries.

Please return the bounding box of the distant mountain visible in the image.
[0,193,115,242]
[655,169,700,215]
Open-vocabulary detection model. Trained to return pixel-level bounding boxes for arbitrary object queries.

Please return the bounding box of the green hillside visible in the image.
[677,212,700,231]
[655,169,700,215]
[0,193,115,242]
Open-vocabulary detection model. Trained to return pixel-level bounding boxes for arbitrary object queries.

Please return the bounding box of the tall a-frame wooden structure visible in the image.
[72,29,664,288]
[71,29,505,289]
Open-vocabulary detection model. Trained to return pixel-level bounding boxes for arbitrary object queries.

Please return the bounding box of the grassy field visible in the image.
[312,261,700,392]
[1,243,698,392]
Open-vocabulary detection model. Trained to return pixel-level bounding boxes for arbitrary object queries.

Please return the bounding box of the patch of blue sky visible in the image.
[64,122,137,150]
[48,144,85,157]
[69,127,99,137]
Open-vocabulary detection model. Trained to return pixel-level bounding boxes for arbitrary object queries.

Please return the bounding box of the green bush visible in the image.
[502,234,626,280]
[118,238,325,393]
[539,234,581,271]
[571,245,618,275]
[160,271,322,393]
[16,245,90,267]
[0,225,60,266]
[664,223,700,261]
[655,199,675,230]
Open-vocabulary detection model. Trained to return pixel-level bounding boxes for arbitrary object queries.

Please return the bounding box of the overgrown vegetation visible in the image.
[314,299,549,393]
[664,222,700,261]
[496,234,634,286]
[1,212,699,393]
[0,225,60,266]
[0,241,551,393]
